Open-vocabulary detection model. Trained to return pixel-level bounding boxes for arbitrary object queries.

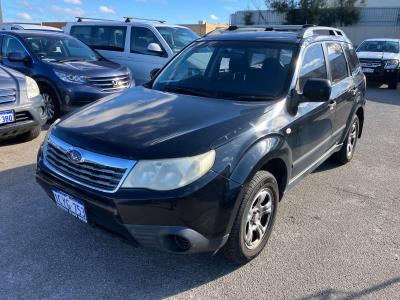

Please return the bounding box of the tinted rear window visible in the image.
[70,25,126,52]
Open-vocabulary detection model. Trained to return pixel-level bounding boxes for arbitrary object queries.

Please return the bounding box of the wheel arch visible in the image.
[230,135,291,201]
[34,77,62,106]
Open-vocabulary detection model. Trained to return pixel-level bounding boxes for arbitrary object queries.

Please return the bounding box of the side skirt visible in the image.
[286,143,343,191]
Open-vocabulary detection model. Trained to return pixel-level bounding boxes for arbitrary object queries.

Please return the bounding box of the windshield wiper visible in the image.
[163,86,213,97]
[56,58,85,63]
[230,95,275,101]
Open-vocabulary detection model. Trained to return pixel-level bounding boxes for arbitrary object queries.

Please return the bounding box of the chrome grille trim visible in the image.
[0,89,16,104]
[87,74,130,92]
[359,59,382,68]
[44,135,136,193]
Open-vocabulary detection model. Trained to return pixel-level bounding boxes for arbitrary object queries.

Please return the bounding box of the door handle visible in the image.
[328,100,337,110]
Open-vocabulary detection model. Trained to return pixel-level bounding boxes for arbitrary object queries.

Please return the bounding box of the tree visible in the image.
[266,0,362,26]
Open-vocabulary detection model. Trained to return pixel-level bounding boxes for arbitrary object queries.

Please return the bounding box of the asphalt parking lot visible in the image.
[1,85,399,300]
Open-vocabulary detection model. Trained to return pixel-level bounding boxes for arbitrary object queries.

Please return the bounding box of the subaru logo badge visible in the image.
[67,149,83,163]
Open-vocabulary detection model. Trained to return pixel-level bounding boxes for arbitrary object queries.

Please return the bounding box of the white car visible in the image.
[357,38,400,89]
[0,23,62,32]
[64,17,199,85]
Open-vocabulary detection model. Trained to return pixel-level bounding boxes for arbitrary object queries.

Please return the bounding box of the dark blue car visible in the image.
[0,30,133,122]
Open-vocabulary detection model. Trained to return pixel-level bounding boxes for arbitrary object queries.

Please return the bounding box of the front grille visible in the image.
[0,89,16,104]
[359,59,382,68]
[44,136,135,193]
[15,111,33,123]
[87,74,130,92]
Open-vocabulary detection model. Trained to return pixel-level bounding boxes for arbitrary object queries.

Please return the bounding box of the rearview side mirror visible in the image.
[302,78,331,102]
[7,52,30,63]
[147,43,163,54]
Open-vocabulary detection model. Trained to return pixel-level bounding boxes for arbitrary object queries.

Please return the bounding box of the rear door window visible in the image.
[70,25,127,52]
[326,42,349,84]
[343,43,360,75]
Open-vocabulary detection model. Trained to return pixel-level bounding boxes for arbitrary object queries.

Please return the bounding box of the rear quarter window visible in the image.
[343,43,360,75]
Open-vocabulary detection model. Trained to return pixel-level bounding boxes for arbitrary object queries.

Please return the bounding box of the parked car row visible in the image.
[0,18,200,141]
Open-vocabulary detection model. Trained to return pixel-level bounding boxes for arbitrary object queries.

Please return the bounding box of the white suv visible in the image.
[64,18,199,85]
[357,38,400,89]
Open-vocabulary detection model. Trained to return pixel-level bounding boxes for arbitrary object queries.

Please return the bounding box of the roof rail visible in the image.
[227,24,312,32]
[124,17,166,23]
[75,17,116,22]
[299,26,347,39]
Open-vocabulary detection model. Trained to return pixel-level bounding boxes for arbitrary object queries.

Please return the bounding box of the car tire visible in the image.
[41,86,60,123]
[333,115,359,165]
[19,125,41,142]
[222,170,279,264]
[388,78,398,90]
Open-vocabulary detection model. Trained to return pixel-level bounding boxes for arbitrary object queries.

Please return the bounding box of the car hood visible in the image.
[0,65,26,90]
[357,51,399,60]
[53,87,273,159]
[47,60,128,77]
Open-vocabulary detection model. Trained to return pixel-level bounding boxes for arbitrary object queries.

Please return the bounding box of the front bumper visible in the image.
[56,81,132,113]
[0,95,47,139]
[36,156,241,254]
[363,68,399,83]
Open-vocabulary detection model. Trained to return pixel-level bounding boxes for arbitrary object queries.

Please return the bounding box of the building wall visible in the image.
[180,23,228,36]
[230,7,400,45]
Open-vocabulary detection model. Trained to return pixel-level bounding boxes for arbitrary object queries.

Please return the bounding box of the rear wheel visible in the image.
[222,170,278,264]
[333,115,359,165]
[41,86,60,123]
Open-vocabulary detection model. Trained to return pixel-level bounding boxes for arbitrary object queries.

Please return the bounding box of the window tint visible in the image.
[327,43,348,84]
[130,27,165,57]
[343,43,360,75]
[298,43,327,92]
[70,25,126,52]
[1,36,27,57]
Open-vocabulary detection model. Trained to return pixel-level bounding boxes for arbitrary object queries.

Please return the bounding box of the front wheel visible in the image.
[222,171,279,264]
[333,115,359,165]
[388,77,398,89]
[41,87,60,123]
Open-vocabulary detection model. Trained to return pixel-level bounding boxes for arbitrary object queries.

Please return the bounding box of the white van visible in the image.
[0,23,62,32]
[64,18,199,85]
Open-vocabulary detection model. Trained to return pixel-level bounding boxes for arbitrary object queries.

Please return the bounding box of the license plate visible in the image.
[362,68,374,74]
[0,110,15,125]
[52,189,87,223]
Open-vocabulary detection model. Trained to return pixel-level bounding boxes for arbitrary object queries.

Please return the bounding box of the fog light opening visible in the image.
[164,234,191,252]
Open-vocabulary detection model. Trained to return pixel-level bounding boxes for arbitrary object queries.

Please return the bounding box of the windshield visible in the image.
[152,40,296,101]
[156,27,199,52]
[357,41,399,54]
[24,35,100,62]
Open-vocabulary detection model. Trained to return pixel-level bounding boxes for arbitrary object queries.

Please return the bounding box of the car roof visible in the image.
[65,21,188,29]
[201,31,300,43]
[362,38,400,42]
[2,30,71,38]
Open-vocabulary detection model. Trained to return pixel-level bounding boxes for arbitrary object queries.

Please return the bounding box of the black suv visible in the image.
[36,25,366,264]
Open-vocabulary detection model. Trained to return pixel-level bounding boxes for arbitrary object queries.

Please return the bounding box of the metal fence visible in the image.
[230,7,400,27]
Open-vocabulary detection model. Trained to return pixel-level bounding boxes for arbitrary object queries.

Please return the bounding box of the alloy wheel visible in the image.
[42,93,55,121]
[244,188,274,250]
[346,122,358,159]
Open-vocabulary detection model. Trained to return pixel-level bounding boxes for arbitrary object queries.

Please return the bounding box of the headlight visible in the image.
[54,70,86,84]
[43,118,61,148]
[384,59,399,69]
[122,150,216,191]
[26,76,40,99]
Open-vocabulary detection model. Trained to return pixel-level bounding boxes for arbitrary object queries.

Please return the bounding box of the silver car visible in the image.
[0,66,47,141]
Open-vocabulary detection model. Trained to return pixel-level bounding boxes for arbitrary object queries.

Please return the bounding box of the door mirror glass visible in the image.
[150,68,160,79]
[7,52,30,63]
[302,79,331,102]
[147,43,163,53]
